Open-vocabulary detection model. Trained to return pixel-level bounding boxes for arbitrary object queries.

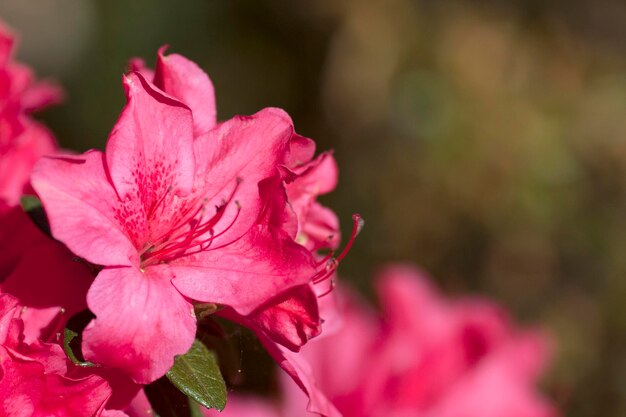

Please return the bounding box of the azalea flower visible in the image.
[31,70,323,384]
[132,50,360,416]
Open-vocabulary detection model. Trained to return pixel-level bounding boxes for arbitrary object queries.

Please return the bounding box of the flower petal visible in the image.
[219,283,321,352]
[31,150,137,266]
[155,48,217,135]
[82,266,196,384]
[0,349,112,417]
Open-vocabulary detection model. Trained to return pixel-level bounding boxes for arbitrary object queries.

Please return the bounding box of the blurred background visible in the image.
[3,0,626,415]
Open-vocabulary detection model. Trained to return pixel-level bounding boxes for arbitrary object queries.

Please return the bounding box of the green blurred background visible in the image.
[4,1,626,415]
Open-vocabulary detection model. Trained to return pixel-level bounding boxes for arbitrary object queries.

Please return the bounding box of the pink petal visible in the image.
[299,287,380,404]
[375,264,454,341]
[7,339,67,376]
[284,151,339,250]
[301,203,340,251]
[155,48,217,135]
[20,81,64,112]
[31,150,137,266]
[284,133,316,169]
[82,266,196,384]
[106,71,195,202]
[0,21,14,67]
[102,411,130,417]
[128,57,155,82]
[248,284,321,351]
[123,390,153,417]
[427,354,558,417]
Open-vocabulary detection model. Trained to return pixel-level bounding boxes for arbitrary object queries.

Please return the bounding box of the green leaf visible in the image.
[166,339,227,411]
[197,317,277,394]
[62,328,98,368]
[145,376,205,417]
[20,195,42,212]
[188,398,205,417]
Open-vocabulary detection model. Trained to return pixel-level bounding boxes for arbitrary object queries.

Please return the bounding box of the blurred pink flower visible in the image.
[31,69,319,384]
[362,265,557,417]
[204,265,558,417]
[0,21,62,209]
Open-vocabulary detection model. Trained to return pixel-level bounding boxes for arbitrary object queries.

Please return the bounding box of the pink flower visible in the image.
[31,69,320,384]
[362,265,557,417]
[0,21,62,208]
[132,49,352,347]
[119,48,354,414]
[0,293,119,417]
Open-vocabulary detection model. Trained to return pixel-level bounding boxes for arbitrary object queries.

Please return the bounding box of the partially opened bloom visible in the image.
[31,70,321,384]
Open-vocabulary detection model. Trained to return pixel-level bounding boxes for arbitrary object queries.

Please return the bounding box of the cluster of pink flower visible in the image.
[0,21,558,417]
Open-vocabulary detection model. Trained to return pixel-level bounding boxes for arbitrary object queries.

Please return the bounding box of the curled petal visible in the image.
[155,48,217,135]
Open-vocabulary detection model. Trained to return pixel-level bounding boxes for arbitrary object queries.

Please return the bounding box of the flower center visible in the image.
[138,181,242,268]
